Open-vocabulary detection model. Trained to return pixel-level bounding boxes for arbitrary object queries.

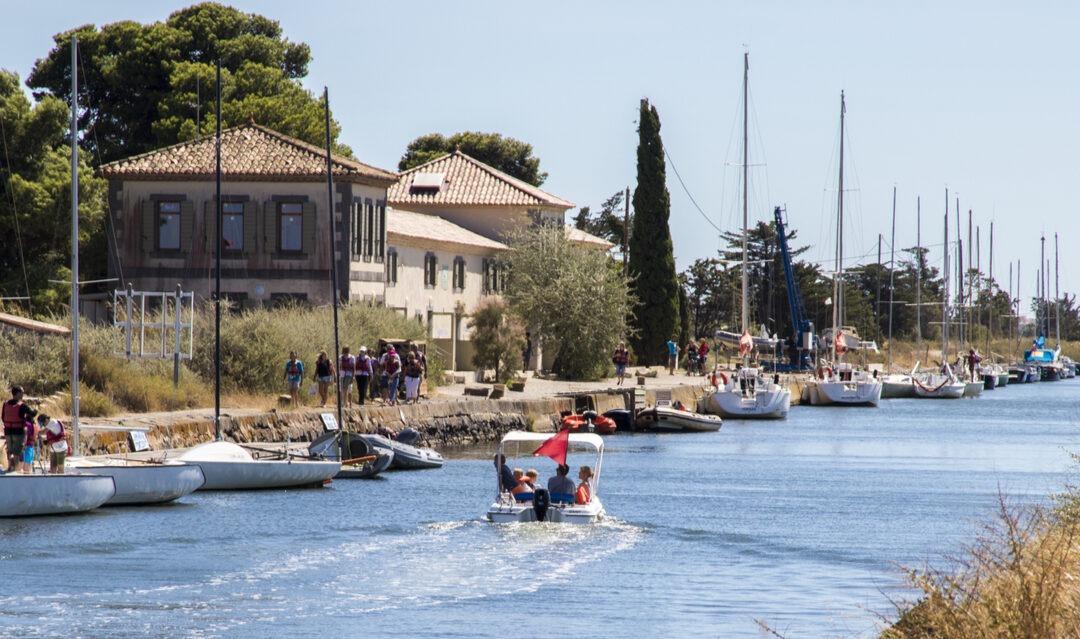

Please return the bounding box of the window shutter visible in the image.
[376,202,386,260]
[243,201,258,254]
[203,201,217,253]
[141,200,154,253]
[180,200,195,252]
[263,202,277,253]
[302,201,317,255]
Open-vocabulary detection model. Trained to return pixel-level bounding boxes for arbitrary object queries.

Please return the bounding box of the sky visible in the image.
[2,0,1076,317]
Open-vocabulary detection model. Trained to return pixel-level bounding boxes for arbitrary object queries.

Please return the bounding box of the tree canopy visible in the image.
[26,2,349,163]
[398,132,547,186]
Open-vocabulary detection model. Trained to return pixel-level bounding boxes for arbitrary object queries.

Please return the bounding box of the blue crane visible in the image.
[774,206,814,370]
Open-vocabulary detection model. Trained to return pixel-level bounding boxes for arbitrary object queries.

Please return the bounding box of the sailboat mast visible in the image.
[214,60,222,440]
[1040,235,1046,339]
[833,91,845,361]
[1055,232,1060,346]
[70,35,80,450]
[916,197,922,357]
[943,189,949,361]
[324,88,343,427]
[887,186,896,370]
[740,52,749,336]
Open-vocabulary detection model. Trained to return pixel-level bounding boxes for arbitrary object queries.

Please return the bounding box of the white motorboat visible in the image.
[0,474,115,517]
[486,431,605,524]
[636,402,723,432]
[807,363,883,406]
[705,367,790,419]
[67,458,206,505]
[178,441,340,490]
[361,433,443,470]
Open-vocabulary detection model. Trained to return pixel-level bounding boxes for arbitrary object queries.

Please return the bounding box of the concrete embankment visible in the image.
[75,384,714,456]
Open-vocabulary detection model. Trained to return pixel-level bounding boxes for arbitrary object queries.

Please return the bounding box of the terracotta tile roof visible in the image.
[388,151,574,209]
[565,226,615,249]
[387,209,508,252]
[99,123,397,185]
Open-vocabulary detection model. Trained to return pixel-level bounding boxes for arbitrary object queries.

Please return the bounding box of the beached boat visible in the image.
[67,459,206,505]
[178,441,339,490]
[308,431,394,479]
[360,433,444,470]
[0,474,115,517]
[486,431,605,524]
[636,402,723,432]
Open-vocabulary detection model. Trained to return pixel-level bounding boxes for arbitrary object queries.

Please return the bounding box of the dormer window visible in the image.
[410,172,445,193]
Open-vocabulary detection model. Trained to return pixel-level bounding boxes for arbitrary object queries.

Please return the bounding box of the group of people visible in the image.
[495,454,595,505]
[665,336,711,375]
[2,385,69,474]
[283,342,428,408]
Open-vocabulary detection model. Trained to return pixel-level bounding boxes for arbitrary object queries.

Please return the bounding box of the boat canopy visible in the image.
[499,430,604,452]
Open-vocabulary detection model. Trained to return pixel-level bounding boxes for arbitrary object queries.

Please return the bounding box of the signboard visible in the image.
[320,413,339,431]
[129,431,150,452]
[634,387,647,411]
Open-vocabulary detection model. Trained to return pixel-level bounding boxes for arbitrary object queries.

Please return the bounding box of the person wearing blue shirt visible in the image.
[666,335,679,375]
[283,351,304,406]
[546,464,576,503]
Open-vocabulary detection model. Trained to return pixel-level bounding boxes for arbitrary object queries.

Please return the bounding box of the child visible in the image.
[38,414,68,474]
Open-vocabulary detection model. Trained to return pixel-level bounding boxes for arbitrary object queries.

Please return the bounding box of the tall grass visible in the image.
[1,303,431,413]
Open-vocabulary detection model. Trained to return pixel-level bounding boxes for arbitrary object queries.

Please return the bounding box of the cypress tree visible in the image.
[628,98,680,365]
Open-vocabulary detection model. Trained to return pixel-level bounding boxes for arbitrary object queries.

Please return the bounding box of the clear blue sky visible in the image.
[3,1,1076,318]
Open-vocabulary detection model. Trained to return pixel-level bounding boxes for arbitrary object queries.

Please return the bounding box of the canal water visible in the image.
[3,381,1079,638]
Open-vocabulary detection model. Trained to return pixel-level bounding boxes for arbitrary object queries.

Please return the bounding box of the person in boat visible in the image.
[612,342,630,386]
[575,466,595,505]
[355,346,372,406]
[547,464,576,502]
[2,385,34,473]
[37,413,67,474]
[524,469,540,491]
[666,335,679,375]
[338,347,355,409]
[495,454,520,494]
[313,350,335,408]
[967,348,981,379]
[283,352,305,406]
[403,353,424,405]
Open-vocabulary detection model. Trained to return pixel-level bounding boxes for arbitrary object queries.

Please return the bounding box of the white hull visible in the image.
[807,380,882,406]
[912,375,965,399]
[638,406,722,431]
[486,498,604,524]
[963,381,983,398]
[68,460,206,505]
[179,441,340,490]
[706,387,790,419]
[880,375,916,399]
[0,474,115,517]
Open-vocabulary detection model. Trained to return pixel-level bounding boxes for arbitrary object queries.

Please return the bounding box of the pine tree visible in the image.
[628,99,680,364]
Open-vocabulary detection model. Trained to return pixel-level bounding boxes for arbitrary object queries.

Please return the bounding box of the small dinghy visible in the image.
[0,474,116,517]
[560,410,617,434]
[308,431,394,479]
[636,401,723,432]
[178,441,340,490]
[360,429,443,470]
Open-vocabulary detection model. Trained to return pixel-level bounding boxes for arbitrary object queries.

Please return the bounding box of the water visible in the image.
[3,381,1080,638]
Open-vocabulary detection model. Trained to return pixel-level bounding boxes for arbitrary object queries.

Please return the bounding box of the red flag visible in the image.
[739,331,754,357]
[533,428,570,467]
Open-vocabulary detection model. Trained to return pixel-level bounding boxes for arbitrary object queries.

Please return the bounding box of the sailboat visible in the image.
[879,188,917,398]
[178,63,339,489]
[704,54,790,419]
[806,92,882,407]
[48,36,207,505]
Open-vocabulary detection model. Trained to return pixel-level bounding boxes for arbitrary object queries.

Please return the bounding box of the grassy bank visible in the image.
[0,303,431,416]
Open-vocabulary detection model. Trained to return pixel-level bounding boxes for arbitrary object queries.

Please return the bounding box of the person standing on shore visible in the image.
[338,347,355,409]
[612,342,629,386]
[380,345,402,406]
[2,385,33,473]
[666,336,679,375]
[313,350,335,407]
[283,351,305,406]
[355,346,372,405]
[38,414,67,474]
[522,332,533,374]
[403,353,424,405]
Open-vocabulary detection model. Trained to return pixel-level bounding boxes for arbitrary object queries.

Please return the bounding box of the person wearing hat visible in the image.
[2,385,34,473]
[354,346,372,406]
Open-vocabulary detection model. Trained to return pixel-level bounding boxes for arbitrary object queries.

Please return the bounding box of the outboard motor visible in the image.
[532,488,551,522]
[395,427,421,445]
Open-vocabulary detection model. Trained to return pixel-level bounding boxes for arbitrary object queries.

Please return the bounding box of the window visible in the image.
[424,252,437,288]
[386,249,398,286]
[157,201,182,251]
[482,259,508,294]
[278,202,303,253]
[374,201,386,262]
[221,202,244,252]
[363,200,375,261]
[453,256,466,292]
[350,201,361,261]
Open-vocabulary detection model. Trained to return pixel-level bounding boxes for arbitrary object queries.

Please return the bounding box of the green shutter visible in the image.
[243,201,258,254]
[203,201,216,253]
[141,200,154,253]
[180,200,195,252]
[264,202,276,253]
[302,201,317,255]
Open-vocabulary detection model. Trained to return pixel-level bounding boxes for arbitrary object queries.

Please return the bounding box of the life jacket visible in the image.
[339,354,355,374]
[384,353,400,376]
[43,420,66,447]
[285,360,302,378]
[613,349,628,365]
[355,355,372,375]
[405,361,423,378]
[2,400,25,432]
[575,482,591,505]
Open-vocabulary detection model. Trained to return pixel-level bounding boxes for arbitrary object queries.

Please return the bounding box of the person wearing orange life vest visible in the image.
[338,347,355,409]
[575,466,595,505]
[2,385,34,473]
[380,346,402,406]
[612,342,629,386]
[37,413,68,474]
